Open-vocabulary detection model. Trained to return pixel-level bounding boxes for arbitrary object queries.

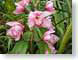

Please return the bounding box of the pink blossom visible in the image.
[45,1,55,13]
[48,44,57,54]
[13,0,30,14]
[43,29,59,53]
[6,22,24,41]
[43,29,59,45]
[28,11,53,29]
[44,41,57,54]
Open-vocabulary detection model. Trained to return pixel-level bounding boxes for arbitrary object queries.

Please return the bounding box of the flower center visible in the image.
[36,16,40,20]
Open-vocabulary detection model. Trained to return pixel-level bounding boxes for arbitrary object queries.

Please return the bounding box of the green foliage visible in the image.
[5,0,15,14]
[10,41,28,54]
[37,0,46,11]
[57,22,72,53]
[37,41,51,54]
[23,31,32,41]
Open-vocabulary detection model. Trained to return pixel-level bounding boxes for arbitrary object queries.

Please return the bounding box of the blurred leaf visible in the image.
[32,0,36,4]
[8,37,12,52]
[33,28,47,39]
[23,31,32,41]
[37,41,50,54]
[0,25,6,30]
[33,28,42,38]
[57,22,72,53]
[5,0,15,14]
[54,13,64,37]
[34,30,40,42]
[10,41,28,54]
[26,4,33,11]
[37,0,46,11]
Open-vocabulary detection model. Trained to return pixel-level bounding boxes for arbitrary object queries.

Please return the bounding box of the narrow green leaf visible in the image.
[34,30,40,41]
[57,22,72,53]
[8,37,12,52]
[33,28,46,39]
[35,28,43,38]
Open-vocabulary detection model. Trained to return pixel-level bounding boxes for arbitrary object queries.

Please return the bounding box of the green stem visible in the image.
[36,28,42,39]
[57,22,72,53]
[30,32,33,54]
[8,37,12,52]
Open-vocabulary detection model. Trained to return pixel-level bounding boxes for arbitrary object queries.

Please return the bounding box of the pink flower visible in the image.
[43,29,59,45]
[28,11,53,29]
[45,1,55,13]
[6,22,24,41]
[13,0,30,14]
[43,29,59,53]
[48,45,57,54]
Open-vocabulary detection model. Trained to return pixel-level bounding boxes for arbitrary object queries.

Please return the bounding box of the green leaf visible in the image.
[23,31,32,41]
[34,28,46,38]
[37,0,46,11]
[25,4,33,11]
[37,41,51,54]
[8,37,12,52]
[0,25,6,30]
[34,30,40,42]
[53,13,64,37]
[5,0,15,14]
[32,0,36,4]
[57,22,72,53]
[10,41,28,54]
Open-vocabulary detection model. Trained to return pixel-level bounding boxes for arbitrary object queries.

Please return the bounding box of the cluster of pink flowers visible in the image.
[6,0,59,54]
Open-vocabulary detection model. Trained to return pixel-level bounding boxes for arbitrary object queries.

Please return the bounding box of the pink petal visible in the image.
[41,17,52,29]
[48,44,57,54]
[41,11,52,17]
[50,34,59,44]
[15,0,30,7]
[28,12,35,28]
[35,19,42,26]
[14,32,22,41]
[44,34,51,41]
[44,29,55,35]
[13,5,24,14]
[6,22,20,27]
[28,11,42,28]
[14,0,30,14]
[7,27,21,40]
[45,1,55,13]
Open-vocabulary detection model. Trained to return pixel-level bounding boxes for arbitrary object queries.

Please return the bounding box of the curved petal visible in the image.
[6,22,20,27]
